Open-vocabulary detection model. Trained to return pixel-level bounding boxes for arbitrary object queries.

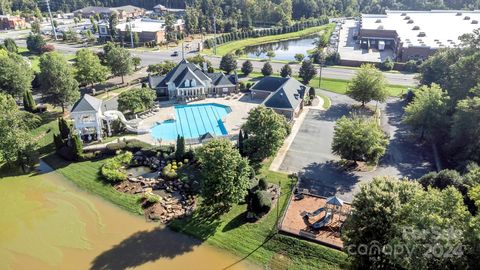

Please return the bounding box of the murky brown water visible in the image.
[0,169,258,270]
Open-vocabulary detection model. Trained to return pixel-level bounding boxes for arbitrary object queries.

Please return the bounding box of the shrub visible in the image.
[101,151,133,182]
[251,190,272,216]
[258,177,268,190]
[106,142,127,151]
[125,139,151,152]
[261,62,273,76]
[184,158,189,164]
[325,52,341,65]
[143,193,160,204]
[404,60,418,73]
[379,57,394,71]
[41,44,55,53]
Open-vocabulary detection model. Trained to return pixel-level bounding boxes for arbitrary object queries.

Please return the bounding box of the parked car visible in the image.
[171,51,179,57]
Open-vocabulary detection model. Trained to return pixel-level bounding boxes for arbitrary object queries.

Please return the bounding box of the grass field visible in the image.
[317,93,332,109]
[170,160,347,269]
[18,47,76,72]
[205,24,335,56]
[242,71,411,97]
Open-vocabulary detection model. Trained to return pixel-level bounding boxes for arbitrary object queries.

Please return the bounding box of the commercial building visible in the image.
[115,18,184,44]
[73,5,145,20]
[358,10,480,62]
[0,15,27,30]
[153,4,185,16]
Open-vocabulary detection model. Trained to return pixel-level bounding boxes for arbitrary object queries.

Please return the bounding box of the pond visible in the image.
[244,35,319,61]
[0,162,258,270]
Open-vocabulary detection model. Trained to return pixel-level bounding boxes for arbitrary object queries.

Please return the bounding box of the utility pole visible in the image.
[318,59,324,89]
[45,0,57,40]
[128,20,134,48]
[213,15,217,55]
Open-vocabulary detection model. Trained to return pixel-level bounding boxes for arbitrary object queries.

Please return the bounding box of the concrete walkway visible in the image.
[269,97,325,172]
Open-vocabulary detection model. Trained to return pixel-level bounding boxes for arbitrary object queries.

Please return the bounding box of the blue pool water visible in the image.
[150,103,231,141]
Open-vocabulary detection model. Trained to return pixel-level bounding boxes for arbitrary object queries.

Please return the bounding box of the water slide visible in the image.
[102,110,150,134]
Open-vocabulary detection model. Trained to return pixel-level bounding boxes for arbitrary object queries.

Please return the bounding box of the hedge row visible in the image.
[203,18,329,49]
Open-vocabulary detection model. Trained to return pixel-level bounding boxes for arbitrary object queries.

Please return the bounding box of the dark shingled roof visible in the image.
[261,77,306,110]
[149,59,211,88]
[251,77,289,92]
[207,73,236,87]
[71,94,103,113]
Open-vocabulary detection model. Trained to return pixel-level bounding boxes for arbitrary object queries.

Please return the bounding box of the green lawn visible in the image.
[170,161,348,269]
[205,24,335,56]
[241,71,411,97]
[18,47,76,73]
[317,93,332,109]
[308,77,410,97]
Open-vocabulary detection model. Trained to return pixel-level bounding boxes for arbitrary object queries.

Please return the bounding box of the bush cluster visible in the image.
[251,190,272,216]
[101,151,133,182]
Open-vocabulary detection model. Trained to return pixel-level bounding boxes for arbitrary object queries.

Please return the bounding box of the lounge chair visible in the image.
[305,207,325,218]
[312,211,333,230]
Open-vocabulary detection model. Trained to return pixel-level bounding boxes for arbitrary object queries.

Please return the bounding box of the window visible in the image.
[191,80,196,87]
[185,80,190,87]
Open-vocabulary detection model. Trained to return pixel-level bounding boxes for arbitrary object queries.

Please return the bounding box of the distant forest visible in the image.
[1,0,480,31]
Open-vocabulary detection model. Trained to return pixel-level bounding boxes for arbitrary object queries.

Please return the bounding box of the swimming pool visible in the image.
[150,103,231,141]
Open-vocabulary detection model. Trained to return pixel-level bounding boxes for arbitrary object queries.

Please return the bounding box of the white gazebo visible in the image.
[70,94,105,141]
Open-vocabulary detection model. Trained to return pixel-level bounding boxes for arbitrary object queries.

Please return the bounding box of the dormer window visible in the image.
[185,80,190,87]
[191,80,197,87]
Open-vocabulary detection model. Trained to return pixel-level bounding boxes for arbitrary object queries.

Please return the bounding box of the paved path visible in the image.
[277,90,433,202]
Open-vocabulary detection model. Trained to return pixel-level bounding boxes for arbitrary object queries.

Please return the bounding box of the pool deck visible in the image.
[136,94,261,145]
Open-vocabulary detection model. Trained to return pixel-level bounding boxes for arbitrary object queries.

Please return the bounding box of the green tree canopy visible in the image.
[147,61,176,75]
[347,64,387,106]
[342,177,423,269]
[117,88,156,113]
[0,92,39,169]
[0,52,34,98]
[3,38,17,53]
[241,60,253,76]
[219,53,237,74]
[38,52,80,112]
[261,62,273,76]
[280,64,292,78]
[243,106,290,162]
[298,60,316,84]
[75,48,109,87]
[26,33,46,54]
[106,45,133,84]
[403,84,450,141]
[332,116,388,164]
[449,97,480,164]
[197,138,251,212]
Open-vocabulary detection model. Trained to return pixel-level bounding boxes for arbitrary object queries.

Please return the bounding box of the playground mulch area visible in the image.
[279,194,351,249]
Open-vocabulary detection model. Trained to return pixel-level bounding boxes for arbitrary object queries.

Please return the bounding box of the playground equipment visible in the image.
[101,110,150,134]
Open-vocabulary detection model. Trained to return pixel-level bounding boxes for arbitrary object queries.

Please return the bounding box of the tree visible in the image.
[0,93,39,170]
[75,49,109,87]
[298,60,316,84]
[261,62,273,76]
[26,33,46,54]
[294,53,305,62]
[147,61,176,75]
[58,117,71,140]
[197,138,251,211]
[132,56,141,71]
[280,64,292,78]
[243,106,290,162]
[403,84,449,141]
[347,64,387,106]
[388,187,470,269]
[23,90,36,112]
[0,53,34,98]
[342,177,422,269]
[449,97,480,164]
[379,56,394,71]
[308,87,316,100]
[220,53,237,74]
[238,129,245,156]
[3,38,17,53]
[117,88,156,113]
[106,45,133,84]
[266,50,276,61]
[241,60,253,76]
[38,52,80,112]
[71,134,83,161]
[31,20,41,34]
[332,116,388,164]
[176,135,185,159]
[109,12,119,39]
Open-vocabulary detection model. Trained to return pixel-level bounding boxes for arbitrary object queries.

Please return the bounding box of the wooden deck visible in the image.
[279,194,351,249]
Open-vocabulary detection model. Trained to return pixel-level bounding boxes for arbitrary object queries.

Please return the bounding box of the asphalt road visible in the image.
[3,30,417,86]
[279,90,433,202]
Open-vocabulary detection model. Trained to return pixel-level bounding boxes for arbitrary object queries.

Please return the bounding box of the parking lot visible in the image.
[337,19,394,63]
[279,90,433,202]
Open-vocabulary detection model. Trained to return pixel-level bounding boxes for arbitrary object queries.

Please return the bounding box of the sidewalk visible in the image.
[269,97,325,172]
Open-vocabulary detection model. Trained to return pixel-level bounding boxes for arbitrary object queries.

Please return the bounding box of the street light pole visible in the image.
[45,0,58,40]
[213,15,217,55]
[318,62,323,89]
